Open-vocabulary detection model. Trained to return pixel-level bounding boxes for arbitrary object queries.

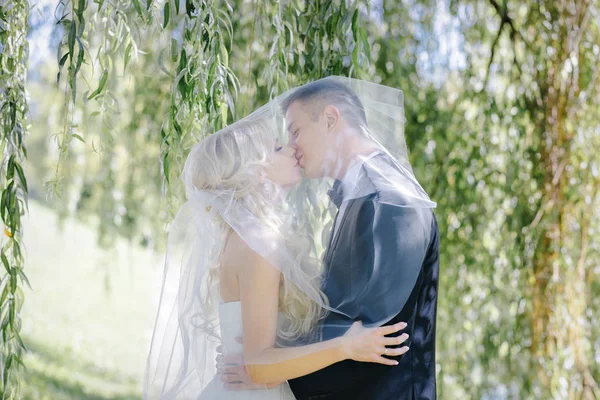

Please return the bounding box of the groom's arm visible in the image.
[347,199,432,327]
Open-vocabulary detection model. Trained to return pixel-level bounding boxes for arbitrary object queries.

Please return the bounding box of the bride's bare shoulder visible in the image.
[221,231,256,265]
[221,231,279,277]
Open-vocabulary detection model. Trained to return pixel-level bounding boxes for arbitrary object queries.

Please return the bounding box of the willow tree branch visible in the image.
[481,21,504,92]
[481,0,529,92]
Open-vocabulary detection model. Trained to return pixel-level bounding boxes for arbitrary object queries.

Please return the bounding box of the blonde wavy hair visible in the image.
[183,118,327,340]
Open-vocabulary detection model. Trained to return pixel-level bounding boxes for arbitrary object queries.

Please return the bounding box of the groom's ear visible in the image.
[323,105,340,133]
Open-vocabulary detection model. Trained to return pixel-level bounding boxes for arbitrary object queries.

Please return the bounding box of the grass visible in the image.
[20,200,165,399]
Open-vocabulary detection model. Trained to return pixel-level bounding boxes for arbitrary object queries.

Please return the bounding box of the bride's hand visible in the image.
[216,340,284,390]
[341,321,409,366]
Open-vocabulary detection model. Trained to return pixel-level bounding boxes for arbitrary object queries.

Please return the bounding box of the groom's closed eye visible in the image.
[289,129,299,142]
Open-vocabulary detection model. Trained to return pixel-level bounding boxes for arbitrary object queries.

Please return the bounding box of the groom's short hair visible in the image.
[281,80,368,127]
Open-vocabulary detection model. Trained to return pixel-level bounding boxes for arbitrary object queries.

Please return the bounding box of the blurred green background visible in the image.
[1,0,599,398]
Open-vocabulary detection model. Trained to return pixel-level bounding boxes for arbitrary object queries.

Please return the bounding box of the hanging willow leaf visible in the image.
[76,12,85,37]
[72,134,85,144]
[3,354,12,385]
[132,0,143,20]
[163,2,170,29]
[6,155,15,180]
[163,152,170,184]
[68,19,76,60]
[158,48,173,77]
[0,253,10,275]
[87,69,108,100]
[124,42,132,72]
[57,52,70,85]
[78,0,87,14]
[13,162,27,194]
[74,37,85,75]
[170,38,178,62]
[58,52,70,68]
[351,9,359,41]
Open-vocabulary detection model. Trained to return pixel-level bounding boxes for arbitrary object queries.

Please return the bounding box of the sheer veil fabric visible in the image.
[143,76,436,399]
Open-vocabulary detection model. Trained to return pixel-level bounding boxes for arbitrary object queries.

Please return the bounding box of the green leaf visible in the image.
[18,269,31,290]
[331,11,339,34]
[72,134,85,143]
[220,41,229,67]
[157,48,173,77]
[7,155,15,180]
[59,52,70,69]
[207,60,217,84]
[70,69,78,103]
[10,272,16,294]
[360,30,370,56]
[14,162,27,194]
[3,354,13,384]
[124,42,133,72]
[77,13,86,37]
[87,69,108,100]
[1,181,15,224]
[173,120,182,138]
[78,0,87,14]
[55,13,69,26]
[68,20,76,60]
[1,252,10,274]
[0,189,7,224]
[163,153,170,184]
[15,331,26,352]
[12,241,22,265]
[9,299,15,330]
[163,2,170,29]
[351,9,359,41]
[170,38,178,62]
[178,48,187,72]
[74,37,85,75]
[0,284,9,308]
[13,354,25,368]
[132,0,144,19]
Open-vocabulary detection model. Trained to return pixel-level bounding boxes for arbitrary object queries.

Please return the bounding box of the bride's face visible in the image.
[265,140,302,188]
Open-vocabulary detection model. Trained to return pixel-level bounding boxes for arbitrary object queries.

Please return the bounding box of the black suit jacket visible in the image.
[289,155,440,400]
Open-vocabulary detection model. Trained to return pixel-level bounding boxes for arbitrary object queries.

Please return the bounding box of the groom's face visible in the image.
[285,100,330,179]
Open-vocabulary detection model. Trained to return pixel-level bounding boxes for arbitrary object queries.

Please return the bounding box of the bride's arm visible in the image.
[237,246,407,385]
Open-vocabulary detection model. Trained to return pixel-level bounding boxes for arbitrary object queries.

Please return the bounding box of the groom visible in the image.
[282,80,440,400]
[218,80,440,399]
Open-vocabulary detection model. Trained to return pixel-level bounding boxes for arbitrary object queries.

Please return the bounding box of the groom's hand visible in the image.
[216,338,284,390]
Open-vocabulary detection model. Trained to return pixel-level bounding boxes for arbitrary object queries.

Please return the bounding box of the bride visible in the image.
[143,113,409,399]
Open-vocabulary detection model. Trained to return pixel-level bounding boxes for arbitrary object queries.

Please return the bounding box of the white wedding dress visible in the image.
[198,301,296,400]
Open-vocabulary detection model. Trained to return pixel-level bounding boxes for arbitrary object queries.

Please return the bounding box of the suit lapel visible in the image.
[324,199,355,267]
